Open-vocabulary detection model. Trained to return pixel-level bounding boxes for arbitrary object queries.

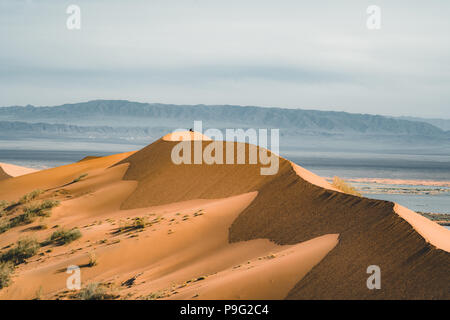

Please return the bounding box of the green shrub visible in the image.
[0,261,14,289]
[49,228,82,245]
[332,176,362,197]
[7,200,60,230]
[0,238,40,265]
[23,200,60,218]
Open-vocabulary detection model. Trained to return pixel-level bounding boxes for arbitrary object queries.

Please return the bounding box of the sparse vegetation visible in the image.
[0,261,14,289]
[144,290,167,300]
[332,176,362,197]
[87,251,97,267]
[0,201,8,217]
[117,217,147,233]
[71,173,88,184]
[19,189,44,204]
[49,228,82,245]
[0,238,40,265]
[76,282,116,300]
[5,199,60,231]
[0,221,9,234]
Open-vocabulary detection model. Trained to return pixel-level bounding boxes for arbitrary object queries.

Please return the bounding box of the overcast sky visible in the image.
[1,0,449,118]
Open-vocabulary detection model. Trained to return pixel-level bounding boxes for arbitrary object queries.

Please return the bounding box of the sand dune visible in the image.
[0,162,38,180]
[0,166,11,181]
[0,134,448,300]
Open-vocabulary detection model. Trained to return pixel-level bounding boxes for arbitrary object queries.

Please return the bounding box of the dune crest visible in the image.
[290,161,340,192]
[162,131,212,141]
[394,203,450,252]
[0,162,38,178]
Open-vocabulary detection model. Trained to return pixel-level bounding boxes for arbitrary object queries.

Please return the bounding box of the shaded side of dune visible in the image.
[118,139,450,299]
[0,166,11,181]
[228,164,450,299]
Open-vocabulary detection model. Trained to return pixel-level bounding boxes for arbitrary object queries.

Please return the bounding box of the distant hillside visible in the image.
[0,100,447,136]
[396,116,450,131]
[0,100,449,154]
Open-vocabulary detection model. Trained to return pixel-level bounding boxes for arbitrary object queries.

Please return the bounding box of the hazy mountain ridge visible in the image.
[1,100,448,137]
[395,116,450,131]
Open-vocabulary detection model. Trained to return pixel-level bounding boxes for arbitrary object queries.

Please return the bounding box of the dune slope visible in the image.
[117,138,450,299]
[0,136,448,300]
[0,166,11,181]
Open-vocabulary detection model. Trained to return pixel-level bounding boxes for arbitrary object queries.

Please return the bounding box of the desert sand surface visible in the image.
[0,134,449,300]
[0,162,38,180]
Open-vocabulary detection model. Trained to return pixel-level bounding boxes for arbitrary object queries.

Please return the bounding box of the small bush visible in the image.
[332,176,361,197]
[145,290,167,300]
[0,238,40,265]
[117,217,147,233]
[0,200,8,210]
[8,200,60,230]
[87,251,97,267]
[0,261,14,289]
[0,201,8,217]
[0,221,10,234]
[76,283,115,300]
[23,200,60,218]
[72,173,88,183]
[19,190,43,204]
[49,228,82,245]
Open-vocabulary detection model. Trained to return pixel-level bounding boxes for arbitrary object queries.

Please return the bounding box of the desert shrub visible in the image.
[0,220,10,234]
[23,200,60,218]
[8,200,60,229]
[49,228,82,245]
[0,200,8,209]
[145,290,167,300]
[0,201,8,216]
[0,261,14,289]
[87,251,97,267]
[72,173,88,183]
[19,189,43,204]
[332,176,361,197]
[76,283,115,300]
[0,238,40,265]
[117,217,147,233]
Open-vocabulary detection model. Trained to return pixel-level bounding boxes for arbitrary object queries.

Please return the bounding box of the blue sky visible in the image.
[1,0,449,118]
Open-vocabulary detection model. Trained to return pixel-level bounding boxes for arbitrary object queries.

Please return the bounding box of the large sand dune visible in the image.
[0,135,448,300]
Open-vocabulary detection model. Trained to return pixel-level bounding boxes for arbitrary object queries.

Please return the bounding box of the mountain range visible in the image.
[1,100,449,153]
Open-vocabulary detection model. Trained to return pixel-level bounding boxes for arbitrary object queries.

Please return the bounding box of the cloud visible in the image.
[0,0,449,118]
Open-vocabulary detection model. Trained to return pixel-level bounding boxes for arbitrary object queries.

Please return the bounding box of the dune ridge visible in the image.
[0,162,38,181]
